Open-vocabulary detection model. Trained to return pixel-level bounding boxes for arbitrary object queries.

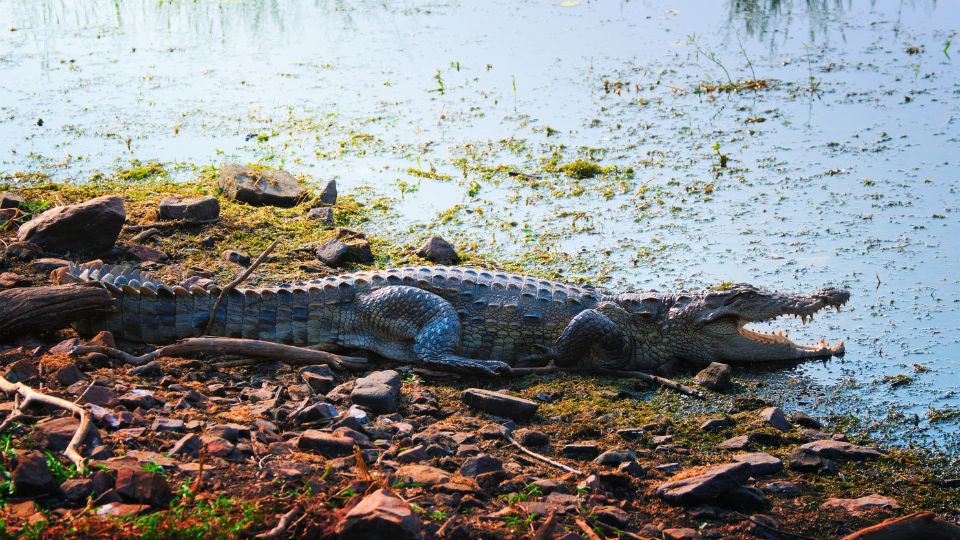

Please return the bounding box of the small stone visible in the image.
[593,447,637,466]
[260,460,313,482]
[218,164,306,207]
[4,359,39,383]
[662,528,700,540]
[297,430,354,457]
[842,511,960,539]
[4,241,43,260]
[169,434,202,457]
[513,429,549,446]
[561,443,600,461]
[206,423,249,443]
[799,439,884,461]
[55,364,86,386]
[700,417,734,431]
[119,389,158,410]
[79,385,119,407]
[130,361,163,377]
[396,445,428,464]
[115,469,173,507]
[717,485,768,512]
[318,180,338,205]
[717,431,779,451]
[821,494,901,516]
[656,462,752,505]
[759,406,791,431]
[351,370,401,414]
[392,465,451,486]
[221,249,251,266]
[618,460,646,477]
[459,454,503,477]
[11,451,57,495]
[126,245,168,262]
[151,418,184,433]
[30,257,71,273]
[316,227,374,267]
[732,452,783,476]
[693,362,732,392]
[306,206,334,226]
[295,401,339,423]
[36,416,101,451]
[788,411,822,428]
[416,236,459,264]
[0,192,22,209]
[762,480,804,496]
[0,272,30,288]
[460,388,539,421]
[202,436,236,458]
[96,503,152,517]
[335,488,422,540]
[787,448,829,472]
[17,196,126,253]
[158,196,220,222]
[60,470,114,502]
[590,505,630,528]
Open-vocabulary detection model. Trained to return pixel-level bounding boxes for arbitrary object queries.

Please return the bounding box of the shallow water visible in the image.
[1,1,958,453]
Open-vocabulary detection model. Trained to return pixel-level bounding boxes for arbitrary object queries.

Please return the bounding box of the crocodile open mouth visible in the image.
[736,297,849,357]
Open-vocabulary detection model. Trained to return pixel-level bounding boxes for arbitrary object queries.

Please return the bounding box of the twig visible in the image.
[123,218,220,233]
[595,368,706,400]
[255,503,303,540]
[0,376,94,473]
[205,239,278,335]
[73,337,368,371]
[532,509,558,540]
[574,515,603,540]
[505,434,583,476]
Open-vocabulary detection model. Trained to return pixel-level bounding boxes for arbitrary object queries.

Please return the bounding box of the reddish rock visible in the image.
[841,511,960,540]
[127,245,168,262]
[17,196,125,253]
[334,488,422,540]
[54,363,86,386]
[759,406,792,431]
[656,462,752,505]
[60,470,114,502]
[732,452,783,476]
[392,465,451,487]
[79,385,119,408]
[11,451,57,495]
[0,272,30,288]
[821,494,901,516]
[4,359,39,383]
[35,416,101,452]
[297,430,354,457]
[115,469,173,507]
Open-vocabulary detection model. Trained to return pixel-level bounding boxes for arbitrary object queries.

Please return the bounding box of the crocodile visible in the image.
[59,262,850,376]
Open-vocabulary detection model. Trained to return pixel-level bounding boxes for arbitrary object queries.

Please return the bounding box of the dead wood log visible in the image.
[0,284,115,339]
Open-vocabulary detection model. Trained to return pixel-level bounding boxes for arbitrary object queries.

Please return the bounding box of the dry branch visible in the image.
[595,368,706,400]
[0,376,94,473]
[505,434,583,476]
[0,284,115,339]
[255,503,303,540]
[73,337,369,371]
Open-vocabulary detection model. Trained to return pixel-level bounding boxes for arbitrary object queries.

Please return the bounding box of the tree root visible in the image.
[0,376,94,473]
[505,433,583,476]
[595,368,706,400]
[255,503,303,540]
[73,337,369,371]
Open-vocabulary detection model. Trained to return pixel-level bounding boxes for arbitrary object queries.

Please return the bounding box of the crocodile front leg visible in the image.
[352,285,512,376]
[554,307,632,369]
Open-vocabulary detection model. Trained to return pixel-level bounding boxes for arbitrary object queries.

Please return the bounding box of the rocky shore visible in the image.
[0,168,957,539]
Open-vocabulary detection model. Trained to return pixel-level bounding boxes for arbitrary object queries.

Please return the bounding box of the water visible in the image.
[1,0,958,453]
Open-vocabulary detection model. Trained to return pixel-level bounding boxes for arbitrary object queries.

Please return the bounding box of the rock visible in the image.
[662,528,700,540]
[261,460,313,482]
[115,469,173,507]
[96,503,152,517]
[700,417,734,432]
[202,436,235,458]
[717,486,768,512]
[717,431,779,451]
[4,359,39,383]
[306,206,334,226]
[169,434,202,457]
[318,180,338,205]
[221,249,251,266]
[787,448,831,473]
[297,430,354,457]
[693,362,732,391]
[561,443,600,460]
[205,423,249,443]
[61,470,114,502]
[79,385,119,408]
[158,196,220,222]
[0,192,22,209]
[301,371,335,393]
[593,447,637,466]
[841,511,960,540]
[130,361,163,377]
[36,416,101,451]
[591,505,630,528]
[460,388,538,421]
[11,451,57,495]
[788,411,822,429]
[478,423,511,440]
[732,395,774,412]
[656,462,752,505]
[351,370,401,413]
[459,454,503,477]
[316,227,374,267]
[618,460,646,477]
[396,445,428,464]
[55,364,86,386]
[17,196,125,253]
[126,245,168,262]
[218,164,306,207]
[762,480,804,496]
[513,429,549,446]
[31,257,71,272]
[416,236,459,264]
[4,241,43,260]
[759,406,791,431]
[821,494,901,516]
[151,418,184,433]
[0,272,30,288]
[295,401,339,423]
[732,452,783,476]
[335,488,422,540]
[119,389,158,410]
[799,439,884,460]
[392,465,451,486]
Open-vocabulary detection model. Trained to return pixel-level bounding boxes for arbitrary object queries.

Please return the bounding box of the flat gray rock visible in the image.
[351,370,402,414]
[218,163,306,207]
[17,196,125,253]
[656,462,752,504]
[460,388,538,421]
[799,439,884,460]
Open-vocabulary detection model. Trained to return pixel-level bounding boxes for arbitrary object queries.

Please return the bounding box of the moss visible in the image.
[558,159,604,179]
[115,161,167,182]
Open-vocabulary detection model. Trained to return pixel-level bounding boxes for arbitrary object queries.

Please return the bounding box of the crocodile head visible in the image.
[615,283,850,369]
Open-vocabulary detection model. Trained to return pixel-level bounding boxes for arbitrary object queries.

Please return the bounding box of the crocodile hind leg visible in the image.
[553,308,632,369]
[353,285,512,376]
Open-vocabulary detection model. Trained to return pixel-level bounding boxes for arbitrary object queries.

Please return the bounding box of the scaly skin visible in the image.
[61,263,850,375]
